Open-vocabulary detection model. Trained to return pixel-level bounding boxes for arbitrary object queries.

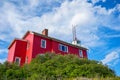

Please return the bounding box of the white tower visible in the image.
[72,25,81,46]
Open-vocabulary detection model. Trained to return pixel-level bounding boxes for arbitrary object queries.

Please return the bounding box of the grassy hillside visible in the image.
[0,53,120,80]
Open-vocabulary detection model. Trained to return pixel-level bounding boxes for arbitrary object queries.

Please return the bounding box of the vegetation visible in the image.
[0,53,120,80]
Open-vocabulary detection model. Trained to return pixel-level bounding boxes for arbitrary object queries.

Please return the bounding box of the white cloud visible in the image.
[101,50,120,65]
[116,4,120,11]
[71,12,91,25]
[102,0,106,2]
[29,0,39,8]
[91,0,100,4]
[0,49,7,55]
[0,0,120,48]
[0,49,7,63]
[91,0,106,4]
[95,4,120,31]
[94,6,115,15]
[0,58,7,63]
[103,34,120,38]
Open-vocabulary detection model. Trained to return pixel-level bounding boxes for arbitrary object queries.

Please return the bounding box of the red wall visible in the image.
[32,35,87,58]
[32,35,52,58]
[67,45,79,56]
[83,50,87,58]
[23,32,34,63]
[8,42,16,63]
[14,40,27,66]
[8,40,27,66]
[50,40,86,58]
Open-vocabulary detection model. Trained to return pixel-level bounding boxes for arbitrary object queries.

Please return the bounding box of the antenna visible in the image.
[72,25,81,45]
[72,25,77,41]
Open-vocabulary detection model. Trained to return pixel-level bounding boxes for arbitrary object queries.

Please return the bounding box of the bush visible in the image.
[0,52,118,80]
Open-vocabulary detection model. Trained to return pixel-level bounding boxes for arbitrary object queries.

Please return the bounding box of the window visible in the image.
[41,39,46,48]
[59,44,68,52]
[79,50,83,57]
[15,57,21,65]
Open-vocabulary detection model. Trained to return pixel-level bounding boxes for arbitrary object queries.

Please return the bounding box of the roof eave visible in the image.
[32,31,88,50]
[8,38,27,49]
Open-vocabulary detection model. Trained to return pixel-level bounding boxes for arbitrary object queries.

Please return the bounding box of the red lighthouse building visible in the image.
[8,29,87,66]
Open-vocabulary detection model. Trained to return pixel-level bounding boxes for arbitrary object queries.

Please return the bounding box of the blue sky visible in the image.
[0,0,120,76]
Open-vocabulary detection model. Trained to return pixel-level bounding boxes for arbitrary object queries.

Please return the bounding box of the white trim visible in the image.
[66,46,68,52]
[30,31,34,34]
[59,44,62,51]
[79,50,83,58]
[59,44,68,52]
[15,57,21,65]
[41,39,46,48]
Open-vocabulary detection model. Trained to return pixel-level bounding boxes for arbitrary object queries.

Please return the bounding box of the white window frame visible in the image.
[59,44,68,52]
[15,57,21,65]
[41,39,46,48]
[79,50,83,58]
